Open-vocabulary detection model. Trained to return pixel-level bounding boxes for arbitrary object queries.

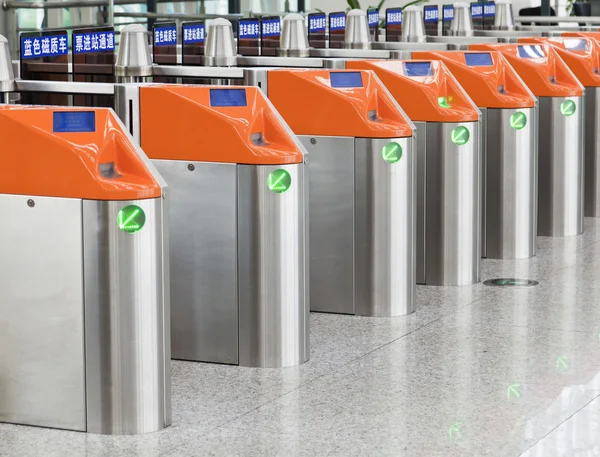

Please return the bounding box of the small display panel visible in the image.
[238,18,260,56]
[518,45,545,58]
[73,30,115,54]
[368,8,380,41]
[385,8,402,42]
[329,12,346,49]
[182,21,205,65]
[564,38,588,51]
[210,89,247,107]
[483,1,496,30]
[53,111,96,133]
[308,12,327,49]
[153,22,177,66]
[330,72,363,88]
[261,16,281,56]
[442,5,454,36]
[424,5,439,36]
[404,62,433,77]
[465,52,493,66]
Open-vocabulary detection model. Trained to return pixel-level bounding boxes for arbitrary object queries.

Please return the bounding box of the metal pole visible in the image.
[228,0,240,15]
[541,0,550,16]
[146,0,156,29]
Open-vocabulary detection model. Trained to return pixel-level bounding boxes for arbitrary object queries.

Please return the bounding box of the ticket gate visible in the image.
[0,106,171,435]
[136,85,309,367]
[345,59,481,285]
[267,69,416,314]
[412,50,538,259]
[470,43,584,237]
[520,36,600,219]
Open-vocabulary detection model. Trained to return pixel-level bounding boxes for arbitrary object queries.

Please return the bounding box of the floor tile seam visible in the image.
[517,392,600,457]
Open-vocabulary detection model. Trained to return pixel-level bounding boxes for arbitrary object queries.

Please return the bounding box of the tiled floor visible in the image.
[3,220,600,457]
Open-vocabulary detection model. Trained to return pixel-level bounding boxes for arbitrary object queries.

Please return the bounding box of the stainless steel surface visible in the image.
[402,6,427,43]
[83,197,171,435]
[494,0,516,30]
[237,164,309,368]
[355,137,416,316]
[14,80,115,95]
[300,136,355,315]
[278,12,310,57]
[204,18,237,67]
[0,195,86,431]
[0,34,14,91]
[414,121,426,284]
[154,160,239,365]
[152,64,245,79]
[238,56,325,68]
[475,30,542,39]
[450,2,474,36]
[371,41,449,51]
[115,24,153,78]
[115,84,141,143]
[344,9,371,50]
[309,48,392,59]
[538,96,585,237]
[485,107,538,259]
[419,122,481,285]
[584,87,600,217]
[481,109,487,259]
[516,15,600,24]
[428,36,498,45]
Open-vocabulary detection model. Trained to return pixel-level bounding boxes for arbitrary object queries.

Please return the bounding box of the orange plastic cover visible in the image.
[140,85,303,165]
[0,106,161,200]
[267,69,413,138]
[345,60,478,122]
[518,37,600,87]
[469,43,583,97]
[411,51,535,109]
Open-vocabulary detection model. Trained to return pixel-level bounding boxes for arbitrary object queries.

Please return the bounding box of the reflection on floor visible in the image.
[3,219,600,457]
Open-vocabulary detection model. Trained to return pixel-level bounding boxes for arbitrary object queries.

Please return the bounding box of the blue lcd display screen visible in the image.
[404,62,433,77]
[518,45,545,58]
[209,89,247,107]
[53,111,95,133]
[465,52,493,66]
[330,72,363,88]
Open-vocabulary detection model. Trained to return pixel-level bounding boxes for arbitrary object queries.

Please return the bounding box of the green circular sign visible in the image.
[381,142,402,164]
[451,126,470,146]
[560,100,576,117]
[117,205,146,233]
[438,96,451,109]
[510,112,527,130]
[267,169,292,193]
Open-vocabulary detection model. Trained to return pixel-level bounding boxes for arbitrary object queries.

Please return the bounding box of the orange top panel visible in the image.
[346,60,479,122]
[267,69,413,138]
[468,43,583,97]
[140,85,303,165]
[517,37,600,87]
[0,106,161,200]
[411,51,536,109]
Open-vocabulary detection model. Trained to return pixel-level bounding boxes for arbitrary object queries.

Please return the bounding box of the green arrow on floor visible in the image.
[507,383,521,400]
[556,356,569,370]
[448,421,463,440]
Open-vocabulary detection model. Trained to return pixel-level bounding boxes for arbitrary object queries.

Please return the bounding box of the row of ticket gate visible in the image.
[0,3,598,435]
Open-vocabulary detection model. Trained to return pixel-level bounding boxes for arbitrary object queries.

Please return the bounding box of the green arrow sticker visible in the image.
[382,142,402,164]
[556,356,570,371]
[451,126,470,146]
[507,383,521,400]
[267,169,292,193]
[448,422,463,440]
[438,96,452,109]
[117,205,146,233]
[510,112,527,130]
[560,100,576,117]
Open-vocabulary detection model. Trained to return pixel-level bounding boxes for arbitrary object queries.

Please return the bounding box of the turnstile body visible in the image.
[413,50,538,259]
[266,69,416,315]
[133,85,309,367]
[471,43,585,237]
[0,106,170,435]
[346,59,482,285]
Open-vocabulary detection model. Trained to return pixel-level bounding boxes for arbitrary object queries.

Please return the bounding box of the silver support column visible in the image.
[584,87,600,217]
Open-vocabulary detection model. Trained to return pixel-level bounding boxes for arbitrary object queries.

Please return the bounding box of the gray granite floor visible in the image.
[3,220,600,457]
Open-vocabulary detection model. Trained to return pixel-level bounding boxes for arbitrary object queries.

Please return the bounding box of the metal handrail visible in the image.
[515,15,600,23]
[114,11,242,19]
[3,0,209,9]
